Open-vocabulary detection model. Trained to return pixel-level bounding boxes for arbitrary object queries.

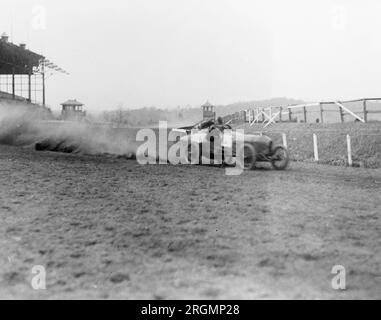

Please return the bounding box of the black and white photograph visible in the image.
[0,0,380,304]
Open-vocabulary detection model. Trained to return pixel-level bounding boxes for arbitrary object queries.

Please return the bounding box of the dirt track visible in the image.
[0,145,380,299]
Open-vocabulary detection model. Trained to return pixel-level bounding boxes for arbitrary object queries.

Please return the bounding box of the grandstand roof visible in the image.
[202,100,214,108]
[61,99,84,106]
[0,34,44,75]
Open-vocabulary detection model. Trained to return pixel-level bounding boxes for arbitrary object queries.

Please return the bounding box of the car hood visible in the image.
[243,133,272,144]
[181,130,272,145]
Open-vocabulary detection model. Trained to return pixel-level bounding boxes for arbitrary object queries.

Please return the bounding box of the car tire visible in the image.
[271,145,290,170]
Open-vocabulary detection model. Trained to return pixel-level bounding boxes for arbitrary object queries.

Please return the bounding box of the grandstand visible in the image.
[0,32,67,109]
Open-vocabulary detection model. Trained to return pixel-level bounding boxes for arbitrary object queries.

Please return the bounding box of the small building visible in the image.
[61,99,86,120]
[201,100,216,121]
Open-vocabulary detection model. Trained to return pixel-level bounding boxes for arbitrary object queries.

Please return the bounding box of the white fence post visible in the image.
[346,134,352,166]
[282,133,287,148]
[313,133,319,161]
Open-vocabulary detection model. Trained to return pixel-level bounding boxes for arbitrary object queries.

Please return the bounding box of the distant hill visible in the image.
[97,97,306,127]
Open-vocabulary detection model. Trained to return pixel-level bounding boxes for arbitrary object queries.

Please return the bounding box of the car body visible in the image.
[174,119,290,170]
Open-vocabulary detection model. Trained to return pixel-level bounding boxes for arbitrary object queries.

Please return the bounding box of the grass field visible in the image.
[242,122,381,168]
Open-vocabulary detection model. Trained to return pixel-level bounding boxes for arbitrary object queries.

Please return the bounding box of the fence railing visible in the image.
[221,98,381,128]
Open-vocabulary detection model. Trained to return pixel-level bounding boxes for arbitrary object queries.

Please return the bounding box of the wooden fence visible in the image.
[221,98,381,128]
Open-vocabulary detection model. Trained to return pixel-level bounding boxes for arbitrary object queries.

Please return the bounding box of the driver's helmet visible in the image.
[216,117,223,125]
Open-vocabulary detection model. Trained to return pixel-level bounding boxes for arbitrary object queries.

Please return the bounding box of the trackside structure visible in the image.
[202,101,216,121]
[61,99,86,120]
[0,32,68,106]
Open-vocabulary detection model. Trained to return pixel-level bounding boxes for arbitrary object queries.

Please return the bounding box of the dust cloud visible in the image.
[0,101,139,157]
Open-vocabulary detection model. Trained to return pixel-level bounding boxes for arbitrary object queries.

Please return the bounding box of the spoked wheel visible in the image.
[271,146,290,170]
[237,143,256,170]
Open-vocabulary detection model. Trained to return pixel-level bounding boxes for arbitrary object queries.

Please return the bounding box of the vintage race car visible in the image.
[175,119,290,170]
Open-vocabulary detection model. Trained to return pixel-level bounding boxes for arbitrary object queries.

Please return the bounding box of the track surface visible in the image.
[0,145,380,299]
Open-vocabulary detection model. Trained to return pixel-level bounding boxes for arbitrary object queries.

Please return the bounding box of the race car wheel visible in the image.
[238,143,256,170]
[271,145,290,170]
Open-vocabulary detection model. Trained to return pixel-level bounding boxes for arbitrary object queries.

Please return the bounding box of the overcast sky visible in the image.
[1,0,381,111]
